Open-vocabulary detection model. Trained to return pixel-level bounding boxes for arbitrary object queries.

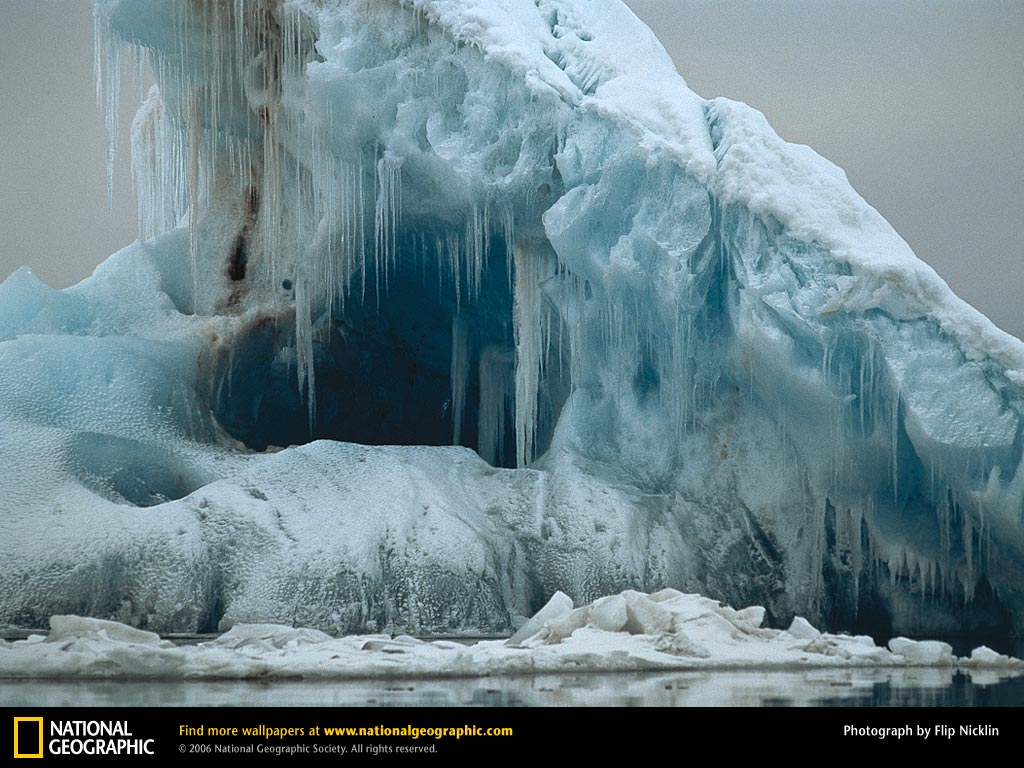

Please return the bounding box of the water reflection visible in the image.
[3,669,1024,707]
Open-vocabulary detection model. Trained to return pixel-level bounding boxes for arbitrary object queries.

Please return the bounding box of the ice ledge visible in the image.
[705,98,1024,382]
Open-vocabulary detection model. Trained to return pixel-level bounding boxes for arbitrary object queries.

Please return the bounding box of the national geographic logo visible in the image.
[13,718,43,759]
[13,718,155,758]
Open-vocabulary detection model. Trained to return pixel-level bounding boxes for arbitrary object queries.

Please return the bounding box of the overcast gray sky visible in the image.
[1,0,1022,339]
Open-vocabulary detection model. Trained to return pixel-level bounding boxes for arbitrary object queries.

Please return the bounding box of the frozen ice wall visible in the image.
[1,0,1022,643]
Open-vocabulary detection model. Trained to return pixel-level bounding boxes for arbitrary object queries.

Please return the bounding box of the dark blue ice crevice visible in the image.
[204,222,570,468]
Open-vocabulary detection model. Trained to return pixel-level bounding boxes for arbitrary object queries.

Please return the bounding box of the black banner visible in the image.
[2,705,1019,761]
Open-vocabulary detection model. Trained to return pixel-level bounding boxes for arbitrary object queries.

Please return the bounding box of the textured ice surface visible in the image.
[0,591,1019,679]
[1,0,1023,642]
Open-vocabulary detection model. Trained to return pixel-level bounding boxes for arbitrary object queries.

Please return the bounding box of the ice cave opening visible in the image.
[205,224,570,468]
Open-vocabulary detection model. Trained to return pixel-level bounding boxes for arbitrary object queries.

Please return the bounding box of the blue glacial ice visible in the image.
[1,0,1023,644]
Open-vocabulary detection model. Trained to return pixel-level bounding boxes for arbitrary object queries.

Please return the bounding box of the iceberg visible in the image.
[1,0,1022,648]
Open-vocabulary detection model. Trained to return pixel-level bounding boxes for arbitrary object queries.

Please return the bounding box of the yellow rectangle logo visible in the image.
[13,717,43,759]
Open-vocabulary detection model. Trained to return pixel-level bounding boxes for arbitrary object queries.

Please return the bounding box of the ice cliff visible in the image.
[1,0,1023,645]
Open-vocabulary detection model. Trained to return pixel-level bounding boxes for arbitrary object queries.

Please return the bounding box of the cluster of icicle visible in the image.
[93,0,561,467]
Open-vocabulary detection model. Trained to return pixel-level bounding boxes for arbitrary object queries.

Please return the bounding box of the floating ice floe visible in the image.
[1,591,1020,679]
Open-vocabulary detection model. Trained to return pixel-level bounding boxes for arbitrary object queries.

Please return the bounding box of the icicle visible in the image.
[373,150,403,308]
[446,230,462,310]
[512,240,548,467]
[464,204,486,301]
[963,512,975,605]
[450,315,470,445]
[852,504,864,607]
[891,385,900,509]
[95,5,122,202]
[295,277,317,434]
[187,92,202,308]
[478,346,514,466]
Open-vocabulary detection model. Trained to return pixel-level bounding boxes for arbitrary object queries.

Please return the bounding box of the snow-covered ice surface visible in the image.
[2,0,1024,648]
[1,590,1021,679]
